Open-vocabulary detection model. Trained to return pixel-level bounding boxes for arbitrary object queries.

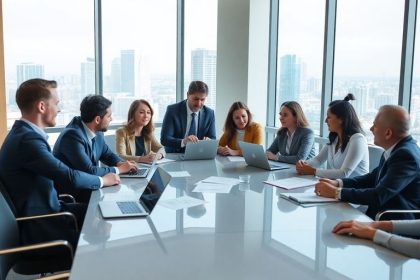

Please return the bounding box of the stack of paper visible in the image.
[193,176,240,193]
[264,177,318,190]
[280,192,339,204]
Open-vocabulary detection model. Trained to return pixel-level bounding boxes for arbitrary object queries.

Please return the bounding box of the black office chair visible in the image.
[0,192,74,280]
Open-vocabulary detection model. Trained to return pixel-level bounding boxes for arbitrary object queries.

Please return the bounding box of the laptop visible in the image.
[119,148,163,178]
[238,141,290,171]
[99,167,171,218]
[180,139,218,160]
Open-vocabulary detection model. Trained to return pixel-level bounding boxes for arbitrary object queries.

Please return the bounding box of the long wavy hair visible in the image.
[223,101,253,144]
[327,93,364,152]
[278,101,310,135]
[124,99,154,142]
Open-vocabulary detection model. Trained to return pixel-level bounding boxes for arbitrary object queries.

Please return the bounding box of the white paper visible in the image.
[264,177,318,190]
[280,192,339,204]
[159,196,207,210]
[201,176,240,186]
[168,171,191,177]
[193,182,234,193]
[156,158,176,164]
[227,156,245,162]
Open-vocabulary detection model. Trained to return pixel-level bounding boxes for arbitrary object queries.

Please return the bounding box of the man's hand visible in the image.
[266,151,277,160]
[102,173,121,187]
[314,180,338,198]
[117,160,137,173]
[183,135,199,145]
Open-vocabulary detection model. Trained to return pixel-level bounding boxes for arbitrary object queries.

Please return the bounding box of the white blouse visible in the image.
[306,133,369,179]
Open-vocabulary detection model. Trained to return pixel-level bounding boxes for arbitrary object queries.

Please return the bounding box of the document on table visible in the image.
[140,158,175,166]
[193,182,234,193]
[159,196,207,210]
[168,171,191,177]
[227,156,245,162]
[264,177,318,190]
[280,192,339,204]
[201,176,241,186]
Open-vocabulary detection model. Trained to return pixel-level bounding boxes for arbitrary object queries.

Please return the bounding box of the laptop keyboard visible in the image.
[117,201,144,214]
[127,168,147,176]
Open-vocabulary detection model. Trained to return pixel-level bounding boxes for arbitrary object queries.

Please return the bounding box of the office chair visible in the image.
[0,192,75,280]
[368,144,384,172]
[375,210,420,221]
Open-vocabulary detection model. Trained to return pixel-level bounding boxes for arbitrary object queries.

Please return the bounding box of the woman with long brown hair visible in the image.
[116,99,164,163]
[218,101,263,156]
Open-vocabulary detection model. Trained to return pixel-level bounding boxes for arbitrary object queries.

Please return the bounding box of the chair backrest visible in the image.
[104,134,116,154]
[368,144,384,172]
[0,180,17,217]
[0,192,19,280]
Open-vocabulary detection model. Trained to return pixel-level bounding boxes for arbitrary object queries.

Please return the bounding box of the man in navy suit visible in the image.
[0,79,120,246]
[315,105,420,220]
[161,81,216,153]
[54,95,137,202]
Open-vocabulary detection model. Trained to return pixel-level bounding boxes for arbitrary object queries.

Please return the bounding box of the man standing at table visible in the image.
[54,95,137,202]
[0,79,120,246]
[160,81,216,153]
[315,105,420,220]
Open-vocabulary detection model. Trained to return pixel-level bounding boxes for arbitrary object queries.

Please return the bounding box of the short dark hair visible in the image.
[187,81,208,95]
[327,93,364,151]
[80,95,112,123]
[16,78,57,113]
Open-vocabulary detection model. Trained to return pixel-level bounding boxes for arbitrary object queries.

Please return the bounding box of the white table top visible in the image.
[69,156,420,280]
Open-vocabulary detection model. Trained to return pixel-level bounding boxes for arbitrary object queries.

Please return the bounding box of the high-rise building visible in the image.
[81,57,95,97]
[191,48,217,109]
[278,54,301,104]
[121,50,135,96]
[110,57,121,93]
[16,62,44,86]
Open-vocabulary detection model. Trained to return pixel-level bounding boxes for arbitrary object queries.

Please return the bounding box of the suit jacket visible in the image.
[53,116,122,177]
[218,122,263,156]
[341,135,420,219]
[267,127,315,164]
[160,100,216,153]
[0,120,100,217]
[115,127,164,161]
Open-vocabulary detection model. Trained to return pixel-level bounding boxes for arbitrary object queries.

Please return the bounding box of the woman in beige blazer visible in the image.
[116,99,164,163]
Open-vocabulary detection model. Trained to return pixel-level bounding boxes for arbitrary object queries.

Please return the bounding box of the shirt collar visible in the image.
[81,121,96,141]
[384,142,398,161]
[20,118,49,140]
[185,101,201,116]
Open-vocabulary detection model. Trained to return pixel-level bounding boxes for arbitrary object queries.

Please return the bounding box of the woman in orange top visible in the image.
[218,101,263,156]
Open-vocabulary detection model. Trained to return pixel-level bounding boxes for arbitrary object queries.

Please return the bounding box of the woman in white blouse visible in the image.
[296,94,369,179]
[333,219,420,259]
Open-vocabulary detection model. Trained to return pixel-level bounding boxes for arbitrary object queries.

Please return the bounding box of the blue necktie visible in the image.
[91,137,97,164]
[188,113,197,136]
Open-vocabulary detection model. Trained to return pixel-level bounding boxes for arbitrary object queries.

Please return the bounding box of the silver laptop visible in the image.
[99,167,171,218]
[180,139,218,160]
[119,148,163,178]
[238,141,290,171]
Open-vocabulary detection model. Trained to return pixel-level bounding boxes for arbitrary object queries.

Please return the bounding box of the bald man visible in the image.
[315,105,420,219]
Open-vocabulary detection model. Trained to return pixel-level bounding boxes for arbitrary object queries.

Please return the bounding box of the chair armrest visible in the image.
[16,211,78,232]
[59,194,76,203]
[375,210,420,221]
[0,240,74,259]
[35,272,70,280]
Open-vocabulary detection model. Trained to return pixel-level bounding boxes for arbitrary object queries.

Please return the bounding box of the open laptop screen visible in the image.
[139,168,167,212]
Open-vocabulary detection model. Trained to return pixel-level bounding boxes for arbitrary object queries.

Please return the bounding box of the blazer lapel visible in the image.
[129,134,136,156]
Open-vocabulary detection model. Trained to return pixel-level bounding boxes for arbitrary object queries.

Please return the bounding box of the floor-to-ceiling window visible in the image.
[275,0,325,134]
[3,0,95,128]
[184,0,218,110]
[410,1,420,142]
[102,0,177,124]
[333,0,405,140]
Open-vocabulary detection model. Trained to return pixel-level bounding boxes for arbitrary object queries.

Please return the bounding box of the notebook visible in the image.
[238,141,290,171]
[119,148,163,178]
[180,139,218,160]
[280,192,339,204]
[98,167,171,218]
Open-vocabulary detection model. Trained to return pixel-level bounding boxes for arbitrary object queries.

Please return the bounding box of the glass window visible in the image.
[410,3,420,143]
[275,0,325,134]
[334,0,405,140]
[184,0,218,110]
[102,0,177,124]
[3,0,95,128]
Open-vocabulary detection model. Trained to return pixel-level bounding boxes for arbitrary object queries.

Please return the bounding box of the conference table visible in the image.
[69,156,420,280]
